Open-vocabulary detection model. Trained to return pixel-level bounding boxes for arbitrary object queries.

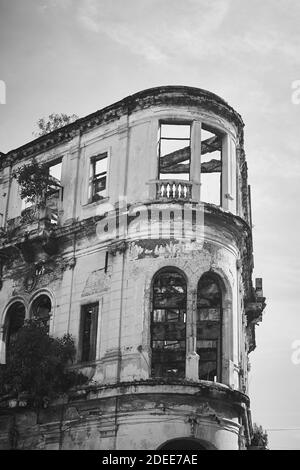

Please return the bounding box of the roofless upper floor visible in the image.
[0,86,251,230]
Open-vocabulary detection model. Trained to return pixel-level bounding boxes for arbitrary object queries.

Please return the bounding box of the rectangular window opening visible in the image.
[89,152,108,203]
[158,123,191,182]
[49,160,62,182]
[46,159,63,225]
[80,303,99,362]
[200,125,223,206]
[151,306,186,379]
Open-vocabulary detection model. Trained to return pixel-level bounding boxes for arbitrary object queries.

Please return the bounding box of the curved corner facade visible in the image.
[0,86,265,450]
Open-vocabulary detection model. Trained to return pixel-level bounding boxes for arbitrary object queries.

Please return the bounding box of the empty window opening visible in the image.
[46,160,63,196]
[80,303,99,362]
[89,153,108,202]
[46,160,63,225]
[200,126,222,205]
[49,161,62,183]
[31,295,51,333]
[20,160,62,218]
[197,274,222,381]
[151,269,187,378]
[158,123,191,182]
[4,302,25,361]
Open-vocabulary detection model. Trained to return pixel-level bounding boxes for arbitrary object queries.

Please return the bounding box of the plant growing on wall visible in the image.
[13,160,60,206]
[0,319,88,407]
[250,423,269,449]
[33,113,78,137]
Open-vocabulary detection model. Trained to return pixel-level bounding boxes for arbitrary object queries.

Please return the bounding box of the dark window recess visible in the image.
[151,270,187,378]
[197,274,222,381]
[200,125,223,206]
[4,302,25,361]
[158,123,191,181]
[80,303,99,362]
[105,251,109,273]
[31,295,51,333]
[159,439,207,450]
[89,153,108,202]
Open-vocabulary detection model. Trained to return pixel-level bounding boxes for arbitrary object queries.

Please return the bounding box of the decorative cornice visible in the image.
[67,378,251,408]
[1,86,244,168]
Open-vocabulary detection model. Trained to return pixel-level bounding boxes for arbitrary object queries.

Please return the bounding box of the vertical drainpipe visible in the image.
[114,100,131,450]
[67,130,81,334]
[248,185,252,229]
[237,260,241,389]
[3,157,13,228]
[0,159,12,313]
[67,232,77,334]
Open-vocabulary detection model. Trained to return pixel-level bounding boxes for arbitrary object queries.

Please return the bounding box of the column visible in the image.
[222,135,236,213]
[191,121,201,201]
[186,288,199,381]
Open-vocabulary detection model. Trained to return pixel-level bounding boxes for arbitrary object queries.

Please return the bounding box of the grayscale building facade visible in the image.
[0,86,265,450]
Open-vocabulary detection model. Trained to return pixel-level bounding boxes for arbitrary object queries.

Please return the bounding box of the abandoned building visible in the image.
[0,86,265,450]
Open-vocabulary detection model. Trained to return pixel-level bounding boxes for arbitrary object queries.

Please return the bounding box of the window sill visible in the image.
[82,197,109,209]
[70,360,99,369]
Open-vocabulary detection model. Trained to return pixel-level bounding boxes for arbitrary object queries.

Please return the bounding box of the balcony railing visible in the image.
[154,180,193,201]
[5,193,60,240]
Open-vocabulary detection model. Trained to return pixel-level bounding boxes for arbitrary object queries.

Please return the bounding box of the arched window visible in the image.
[158,438,207,450]
[151,268,187,378]
[31,295,51,333]
[197,273,222,381]
[4,302,25,360]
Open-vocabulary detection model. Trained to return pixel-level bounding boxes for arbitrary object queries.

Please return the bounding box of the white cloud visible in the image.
[75,0,232,63]
[74,0,300,69]
[38,0,73,11]
[41,0,300,68]
[243,30,300,64]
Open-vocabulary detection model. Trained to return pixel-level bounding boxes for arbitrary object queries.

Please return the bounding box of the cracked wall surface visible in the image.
[0,86,265,450]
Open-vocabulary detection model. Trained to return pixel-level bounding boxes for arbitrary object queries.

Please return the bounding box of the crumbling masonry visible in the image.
[0,86,265,449]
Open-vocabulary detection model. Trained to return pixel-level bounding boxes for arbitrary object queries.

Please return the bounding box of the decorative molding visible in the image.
[82,268,110,297]
[1,86,244,169]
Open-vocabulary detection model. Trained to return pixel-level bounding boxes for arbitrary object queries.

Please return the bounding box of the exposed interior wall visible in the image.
[0,87,258,450]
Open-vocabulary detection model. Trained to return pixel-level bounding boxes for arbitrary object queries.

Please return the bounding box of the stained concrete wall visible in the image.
[0,383,246,450]
[0,87,252,449]
[1,101,240,224]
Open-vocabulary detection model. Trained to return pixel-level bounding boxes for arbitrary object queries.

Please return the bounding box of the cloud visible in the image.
[38,0,73,11]
[75,0,232,63]
[242,30,300,64]
[74,0,300,69]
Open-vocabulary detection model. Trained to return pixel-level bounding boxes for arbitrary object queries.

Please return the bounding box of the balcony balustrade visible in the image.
[151,179,193,201]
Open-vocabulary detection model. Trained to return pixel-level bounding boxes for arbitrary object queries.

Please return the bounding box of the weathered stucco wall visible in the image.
[0,383,248,450]
[0,86,263,450]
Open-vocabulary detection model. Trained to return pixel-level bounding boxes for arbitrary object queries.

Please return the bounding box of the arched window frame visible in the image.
[29,293,52,334]
[1,301,26,363]
[151,267,187,379]
[196,272,223,382]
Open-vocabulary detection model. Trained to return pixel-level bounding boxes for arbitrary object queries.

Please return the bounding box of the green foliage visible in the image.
[33,113,78,137]
[12,160,60,205]
[251,423,269,449]
[0,319,88,407]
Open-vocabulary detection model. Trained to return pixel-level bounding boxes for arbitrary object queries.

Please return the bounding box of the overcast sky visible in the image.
[1,0,300,449]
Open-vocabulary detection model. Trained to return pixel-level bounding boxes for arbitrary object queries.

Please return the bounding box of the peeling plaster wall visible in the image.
[0,87,256,450]
[2,101,241,224]
[0,384,246,450]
